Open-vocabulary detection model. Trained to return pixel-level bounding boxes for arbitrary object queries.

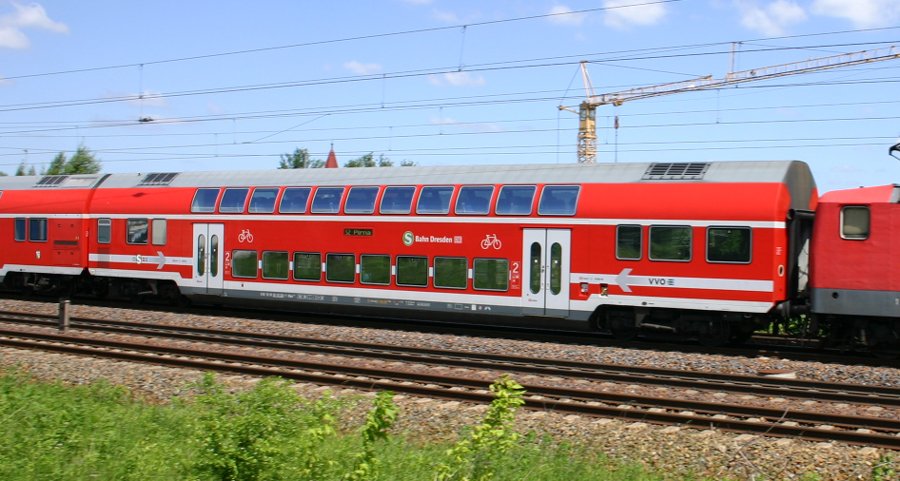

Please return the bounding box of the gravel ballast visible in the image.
[0,299,896,480]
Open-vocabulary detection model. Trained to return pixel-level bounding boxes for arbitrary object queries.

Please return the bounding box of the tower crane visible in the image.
[560,45,900,164]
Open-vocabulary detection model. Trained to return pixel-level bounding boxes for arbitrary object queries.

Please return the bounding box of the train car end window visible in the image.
[262,251,289,280]
[616,225,642,260]
[416,186,453,214]
[151,219,167,246]
[14,217,26,241]
[248,188,279,214]
[191,188,220,213]
[98,218,112,244]
[126,218,149,244]
[311,187,344,214]
[649,225,692,262]
[380,186,415,214]
[279,187,311,214]
[473,258,509,291]
[707,227,752,263]
[293,252,322,281]
[496,185,536,215]
[455,186,493,215]
[434,257,467,289]
[538,185,580,216]
[219,188,250,213]
[232,250,258,278]
[360,255,391,285]
[326,253,355,282]
[397,256,428,286]
[345,186,379,214]
[841,206,870,240]
[28,218,48,242]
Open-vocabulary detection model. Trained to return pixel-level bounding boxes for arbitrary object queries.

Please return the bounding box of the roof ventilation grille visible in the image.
[139,172,179,186]
[34,175,69,187]
[642,162,710,180]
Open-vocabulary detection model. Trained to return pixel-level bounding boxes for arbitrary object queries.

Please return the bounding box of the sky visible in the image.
[0,0,899,193]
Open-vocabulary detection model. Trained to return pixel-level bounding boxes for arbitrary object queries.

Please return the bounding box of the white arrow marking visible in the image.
[156,251,166,270]
[614,268,633,293]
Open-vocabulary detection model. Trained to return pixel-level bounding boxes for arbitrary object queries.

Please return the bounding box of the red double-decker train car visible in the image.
[1,161,825,345]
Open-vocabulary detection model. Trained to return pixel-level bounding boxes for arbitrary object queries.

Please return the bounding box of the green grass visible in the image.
[0,368,680,481]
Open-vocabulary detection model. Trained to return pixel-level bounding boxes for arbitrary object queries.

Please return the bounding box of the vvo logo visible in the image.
[402,231,415,246]
[648,277,675,286]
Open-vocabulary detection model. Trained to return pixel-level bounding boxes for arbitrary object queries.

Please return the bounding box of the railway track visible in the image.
[1,309,900,449]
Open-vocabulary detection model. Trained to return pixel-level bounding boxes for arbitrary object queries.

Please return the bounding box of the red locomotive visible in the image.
[0,160,896,351]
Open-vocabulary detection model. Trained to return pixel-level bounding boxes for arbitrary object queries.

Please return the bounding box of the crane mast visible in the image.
[563,45,900,164]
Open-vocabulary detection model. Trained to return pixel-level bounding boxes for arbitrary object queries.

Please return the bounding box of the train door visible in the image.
[192,224,224,295]
[521,229,571,317]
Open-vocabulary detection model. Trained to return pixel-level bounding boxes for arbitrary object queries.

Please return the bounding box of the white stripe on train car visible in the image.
[571,271,774,293]
[88,253,193,269]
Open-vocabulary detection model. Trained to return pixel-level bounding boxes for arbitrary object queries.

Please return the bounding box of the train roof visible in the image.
[0,160,813,190]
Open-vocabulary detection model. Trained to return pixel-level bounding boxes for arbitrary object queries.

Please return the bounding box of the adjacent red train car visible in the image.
[809,184,900,348]
[0,161,818,344]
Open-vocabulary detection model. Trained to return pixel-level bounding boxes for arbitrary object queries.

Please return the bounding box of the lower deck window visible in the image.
[397,256,428,286]
[434,257,467,289]
[294,252,322,281]
[360,255,390,285]
[707,227,751,263]
[649,226,691,261]
[262,251,289,280]
[98,218,111,244]
[326,253,355,282]
[14,218,25,241]
[473,258,509,291]
[28,218,47,242]
[126,218,148,244]
[232,250,258,278]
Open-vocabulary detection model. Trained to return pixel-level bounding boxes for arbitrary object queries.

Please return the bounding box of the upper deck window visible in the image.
[416,186,453,214]
[248,188,279,214]
[279,187,311,214]
[311,187,344,214]
[706,227,751,263]
[538,185,580,216]
[345,186,379,214]
[649,225,692,262]
[219,188,249,213]
[29,218,47,242]
[841,206,870,240]
[455,186,493,215]
[191,188,220,213]
[380,186,415,214]
[496,185,536,216]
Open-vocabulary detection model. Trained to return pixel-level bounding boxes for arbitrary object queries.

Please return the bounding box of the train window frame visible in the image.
[279,187,312,214]
[14,217,26,242]
[248,187,279,214]
[706,226,752,264]
[231,250,259,279]
[495,185,536,216]
[616,225,643,261]
[360,254,391,285]
[537,185,580,216]
[345,186,380,215]
[396,256,428,287]
[434,257,468,289]
[416,186,454,215]
[97,218,112,244]
[379,186,415,214]
[126,218,149,245]
[191,188,220,214]
[293,252,322,281]
[473,258,509,291]
[649,225,692,262]
[840,206,870,240]
[219,188,250,213]
[27,218,47,242]
[151,219,167,246]
[455,185,494,215]
[325,253,356,283]
[311,187,345,214]
[261,251,290,280]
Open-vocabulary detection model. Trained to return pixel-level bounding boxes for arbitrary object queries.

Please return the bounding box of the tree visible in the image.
[278,148,324,169]
[45,152,67,175]
[0,171,7,176]
[45,146,101,175]
[15,161,26,176]
[344,153,407,168]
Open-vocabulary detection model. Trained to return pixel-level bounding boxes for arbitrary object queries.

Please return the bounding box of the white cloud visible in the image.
[343,60,382,75]
[811,0,900,28]
[737,0,806,35]
[0,2,68,49]
[548,5,587,25]
[428,71,486,87]
[432,9,459,23]
[603,0,668,28]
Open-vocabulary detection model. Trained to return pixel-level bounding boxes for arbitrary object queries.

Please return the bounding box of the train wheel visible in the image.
[608,311,638,341]
[699,320,731,347]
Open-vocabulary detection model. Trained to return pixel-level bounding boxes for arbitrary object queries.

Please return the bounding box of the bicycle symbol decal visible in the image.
[480,234,502,250]
[238,229,254,243]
